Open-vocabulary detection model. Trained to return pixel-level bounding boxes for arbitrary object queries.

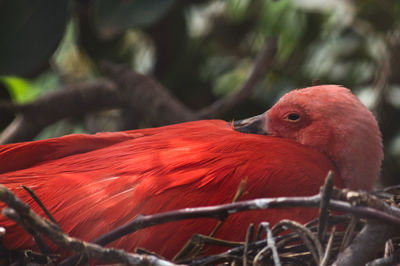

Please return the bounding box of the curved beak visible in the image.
[233,113,268,135]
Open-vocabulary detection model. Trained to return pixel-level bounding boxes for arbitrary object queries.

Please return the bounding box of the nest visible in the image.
[1,173,400,265]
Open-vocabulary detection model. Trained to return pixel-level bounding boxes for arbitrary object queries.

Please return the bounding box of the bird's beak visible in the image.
[234,113,268,135]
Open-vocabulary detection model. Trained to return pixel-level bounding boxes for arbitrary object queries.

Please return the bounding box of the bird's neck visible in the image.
[330,128,382,191]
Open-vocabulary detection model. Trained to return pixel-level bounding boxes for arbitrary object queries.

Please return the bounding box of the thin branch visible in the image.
[333,189,400,266]
[92,194,400,250]
[317,171,335,243]
[102,62,196,126]
[319,227,336,266]
[4,180,400,265]
[273,220,323,264]
[264,222,281,266]
[21,185,60,227]
[339,215,359,252]
[243,223,254,266]
[0,79,119,144]
[0,185,180,266]
[333,221,397,266]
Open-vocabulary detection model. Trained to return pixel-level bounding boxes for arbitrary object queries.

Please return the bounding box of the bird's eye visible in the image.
[287,113,300,121]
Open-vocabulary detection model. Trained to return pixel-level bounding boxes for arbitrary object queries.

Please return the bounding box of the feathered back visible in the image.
[0,120,341,258]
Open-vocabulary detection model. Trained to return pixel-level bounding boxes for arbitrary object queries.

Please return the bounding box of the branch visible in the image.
[0,185,180,266]
[333,189,400,266]
[0,79,119,144]
[92,192,400,249]
[3,178,400,265]
[1,37,276,143]
[196,37,277,118]
[102,62,196,126]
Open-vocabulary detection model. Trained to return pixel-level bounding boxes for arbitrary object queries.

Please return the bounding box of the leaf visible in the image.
[93,0,176,39]
[1,76,40,103]
[0,0,69,76]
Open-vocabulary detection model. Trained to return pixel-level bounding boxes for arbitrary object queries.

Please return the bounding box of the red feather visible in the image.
[0,120,342,258]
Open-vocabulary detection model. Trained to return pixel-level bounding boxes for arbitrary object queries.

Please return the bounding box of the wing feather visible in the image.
[0,120,342,258]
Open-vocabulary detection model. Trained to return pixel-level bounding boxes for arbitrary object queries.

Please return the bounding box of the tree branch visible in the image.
[0,37,276,144]
[0,185,180,266]
[0,79,119,144]
[333,189,400,265]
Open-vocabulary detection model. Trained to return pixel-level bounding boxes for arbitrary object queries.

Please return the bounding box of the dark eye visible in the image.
[287,113,300,121]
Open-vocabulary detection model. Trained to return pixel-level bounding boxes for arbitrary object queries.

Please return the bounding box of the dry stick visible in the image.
[334,221,397,266]
[251,244,269,266]
[243,224,254,266]
[171,234,243,264]
[339,215,359,252]
[195,217,346,266]
[382,184,400,192]
[254,223,265,242]
[0,185,180,266]
[21,185,60,227]
[263,222,281,266]
[4,183,400,264]
[173,179,247,261]
[384,239,394,257]
[333,189,400,266]
[273,220,323,264]
[252,222,280,266]
[89,194,400,250]
[2,202,53,256]
[20,185,64,256]
[366,254,400,266]
[0,79,119,144]
[210,179,247,237]
[317,171,334,243]
[319,227,336,266]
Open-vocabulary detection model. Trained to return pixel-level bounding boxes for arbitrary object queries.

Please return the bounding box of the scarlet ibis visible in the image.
[0,85,382,259]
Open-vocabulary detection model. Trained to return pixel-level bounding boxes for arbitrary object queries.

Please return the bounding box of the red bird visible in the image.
[0,85,382,259]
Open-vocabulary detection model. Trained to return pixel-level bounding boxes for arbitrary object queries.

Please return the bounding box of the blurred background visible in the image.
[0,0,399,186]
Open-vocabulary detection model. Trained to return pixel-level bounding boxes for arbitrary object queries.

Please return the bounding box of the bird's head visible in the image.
[234,85,383,191]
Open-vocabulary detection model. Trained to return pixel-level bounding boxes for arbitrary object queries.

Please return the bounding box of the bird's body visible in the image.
[0,85,382,259]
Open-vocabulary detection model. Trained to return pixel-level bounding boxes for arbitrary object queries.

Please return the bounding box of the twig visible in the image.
[4,180,400,265]
[263,222,281,266]
[339,215,359,252]
[366,253,400,266]
[3,205,53,255]
[273,220,323,264]
[21,185,60,227]
[243,223,254,266]
[173,179,248,261]
[319,227,336,266]
[333,189,400,266]
[0,185,180,266]
[0,79,118,144]
[210,178,247,238]
[333,221,398,266]
[88,193,400,251]
[317,171,334,243]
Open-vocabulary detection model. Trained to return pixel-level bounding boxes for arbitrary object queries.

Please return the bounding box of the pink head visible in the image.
[235,85,383,191]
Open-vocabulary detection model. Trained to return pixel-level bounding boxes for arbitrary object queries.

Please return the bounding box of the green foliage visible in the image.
[258,0,306,60]
[1,76,39,103]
